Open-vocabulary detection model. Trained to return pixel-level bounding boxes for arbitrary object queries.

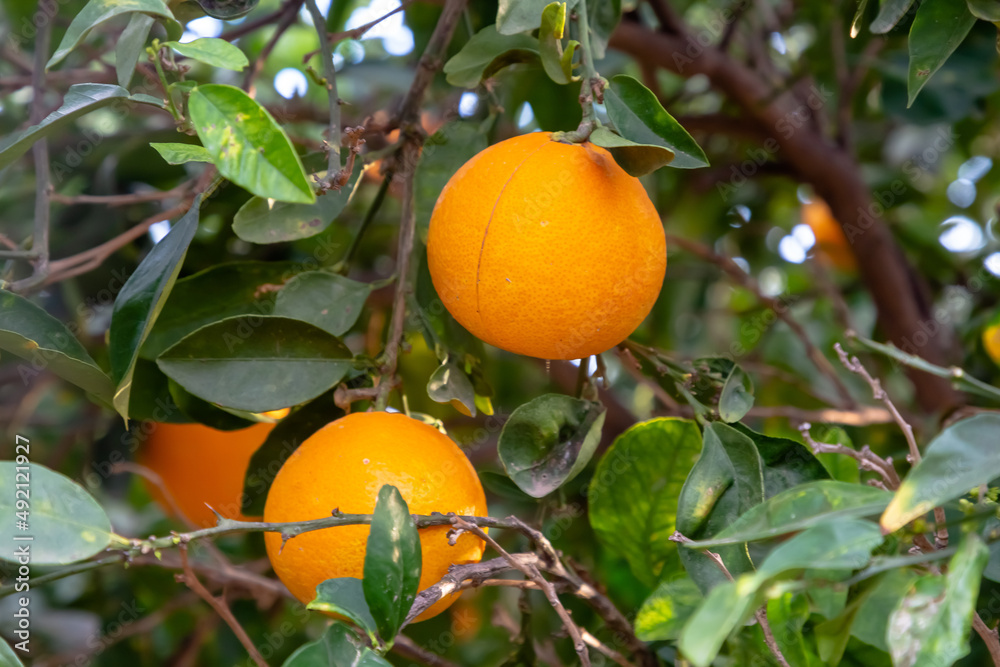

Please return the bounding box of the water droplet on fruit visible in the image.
[363,458,370,464]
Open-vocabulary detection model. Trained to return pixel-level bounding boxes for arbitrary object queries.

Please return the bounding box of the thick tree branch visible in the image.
[609,18,962,414]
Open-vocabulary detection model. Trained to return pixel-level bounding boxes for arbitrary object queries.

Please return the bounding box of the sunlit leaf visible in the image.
[48,0,173,69]
[165,37,249,71]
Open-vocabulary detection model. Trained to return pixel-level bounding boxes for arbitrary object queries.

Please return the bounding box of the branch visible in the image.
[177,546,268,667]
[664,232,856,408]
[243,0,303,92]
[392,635,462,667]
[609,18,962,414]
[304,0,342,186]
[973,612,1000,667]
[799,422,900,489]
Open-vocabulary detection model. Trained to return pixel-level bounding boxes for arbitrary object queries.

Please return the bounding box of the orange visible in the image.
[138,417,280,527]
[427,131,667,360]
[984,322,1000,366]
[263,411,487,622]
[802,199,857,271]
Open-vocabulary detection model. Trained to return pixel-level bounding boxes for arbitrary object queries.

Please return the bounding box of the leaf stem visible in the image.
[559,0,600,143]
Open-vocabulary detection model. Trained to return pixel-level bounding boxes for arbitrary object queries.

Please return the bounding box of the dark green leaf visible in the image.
[309,578,379,644]
[496,0,579,34]
[538,2,578,85]
[188,84,314,204]
[243,394,342,515]
[443,25,540,88]
[754,518,883,579]
[815,593,867,665]
[688,481,892,548]
[109,198,200,420]
[126,358,187,423]
[587,0,621,59]
[479,471,536,503]
[881,414,1000,533]
[718,363,754,422]
[272,272,372,337]
[165,38,248,71]
[415,121,489,241]
[605,75,709,169]
[588,126,674,177]
[364,485,422,642]
[116,13,155,87]
[167,379,256,431]
[676,422,763,592]
[763,594,816,667]
[887,535,988,667]
[907,0,977,106]
[48,0,173,68]
[0,84,148,172]
[232,169,360,243]
[193,0,259,20]
[427,359,478,416]
[141,261,299,360]
[156,315,353,412]
[498,394,605,498]
[281,621,390,667]
[871,0,917,33]
[851,568,920,651]
[0,463,112,565]
[150,142,213,165]
[589,418,702,587]
[731,423,829,496]
[0,290,114,403]
[635,576,703,641]
[968,0,1000,21]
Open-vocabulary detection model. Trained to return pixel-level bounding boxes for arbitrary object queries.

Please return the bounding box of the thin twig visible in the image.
[176,546,268,667]
[243,0,303,92]
[451,517,592,667]
[392,635,462,667]
[798,423,901,488]
[304,0,341,185]
[50,183,192,206]
[221,0,300,42]
[973,612,1000,667]
[580,628,635,667]
[667,233,856,408]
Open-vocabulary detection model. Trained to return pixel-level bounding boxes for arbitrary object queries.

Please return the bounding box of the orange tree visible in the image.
[3,0,1000,665]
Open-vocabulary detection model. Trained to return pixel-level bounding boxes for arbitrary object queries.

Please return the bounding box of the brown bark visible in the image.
[609,19,962,414]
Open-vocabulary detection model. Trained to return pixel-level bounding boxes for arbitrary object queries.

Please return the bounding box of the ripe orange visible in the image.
[984,321,1000,366]
[802,199,857,271]
[263,411,487,622]
[427,131,667,360]
[138,416,281,527]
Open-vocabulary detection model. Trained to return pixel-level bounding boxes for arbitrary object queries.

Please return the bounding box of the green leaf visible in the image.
[677,576,757,667]
[539,2,579,85]
[589,418,702,587]
[604,75,709,169]
[851,568,920,651]
[0,463,112,565]
[156,316,353,412]
[0,84,138,172]
[753,518,883,580]
[165,38,249,71]
[188,84,315,204]
[141,261,299,360]
[308,578,379,645]
[150,142,213,165]
[870,0,917,32]
[881,414,1000,533]
[497,0,579,34]
[907,0,977,106]
[167,379,256,431]
[588,126,675,177]
[0,637,24,666]
[0,291,114,403]
[718,363,754,422]
[731,423,829,496]
[635,576,703,641]
[116,13,155,87]
[763,593,817,667]
[282,621,390,667]
[427,359,478,416]
[968,0,1000,21]
[272,272,371,337]
[364,485,422,642]
[498,394,605,498]
[415,122,489,241]
[232,170,360,243]
[887,535,988,667]
[443,25,540,88]
[109,198,201,420]
[48,0,173,69]
[676,422,764,592]
[688,481,892,548]
[815,594,866,665]
[243,394,342,515]
[587,0,621,59]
